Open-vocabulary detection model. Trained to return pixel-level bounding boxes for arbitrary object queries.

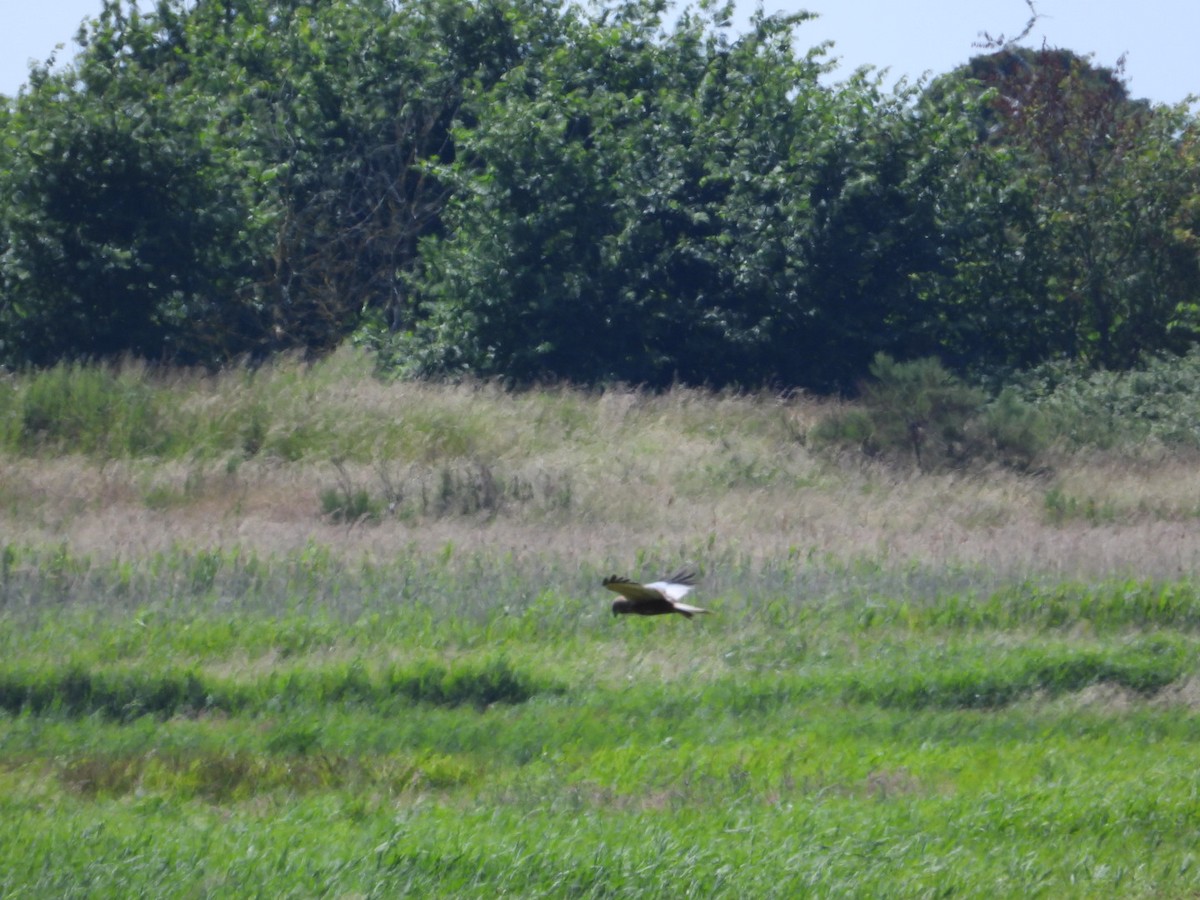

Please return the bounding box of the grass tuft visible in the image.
[0,655,553,721]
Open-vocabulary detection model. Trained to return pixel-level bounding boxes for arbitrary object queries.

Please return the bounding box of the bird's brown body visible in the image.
[602,570,711,618]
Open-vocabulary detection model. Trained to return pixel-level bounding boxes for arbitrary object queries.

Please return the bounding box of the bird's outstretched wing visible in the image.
[643,569,697,601]
[603,570,698,602]
[602,575,664,602]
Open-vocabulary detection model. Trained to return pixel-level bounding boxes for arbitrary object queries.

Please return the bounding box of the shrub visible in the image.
[1016,349,1200,451]
[975,388,1051,470]
[813,354,1050,469]
[813,354,980,467]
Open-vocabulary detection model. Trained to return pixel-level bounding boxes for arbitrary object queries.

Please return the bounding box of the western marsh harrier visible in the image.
[603,570,711,618]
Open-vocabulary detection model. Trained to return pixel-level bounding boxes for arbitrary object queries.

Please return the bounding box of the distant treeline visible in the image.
[1,0,1197,390]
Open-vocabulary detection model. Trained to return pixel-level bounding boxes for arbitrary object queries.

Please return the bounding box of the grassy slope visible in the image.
[1,352,1200,897]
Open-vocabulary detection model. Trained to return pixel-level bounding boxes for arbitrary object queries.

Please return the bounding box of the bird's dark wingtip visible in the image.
[665,569,699,586]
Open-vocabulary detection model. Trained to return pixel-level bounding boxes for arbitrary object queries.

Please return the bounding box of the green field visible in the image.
[2,356,1200,897]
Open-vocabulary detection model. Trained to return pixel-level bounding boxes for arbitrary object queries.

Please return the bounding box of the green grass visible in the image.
[0,351,806,467]
[2,544,1200,897]
[4,357,1200,896]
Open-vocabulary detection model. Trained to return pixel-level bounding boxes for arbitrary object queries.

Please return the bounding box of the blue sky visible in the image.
[3,0,1197,105]
[755,0,1200,105]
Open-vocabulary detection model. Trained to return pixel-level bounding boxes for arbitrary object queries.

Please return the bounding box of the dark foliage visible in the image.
[1,1,1197,390]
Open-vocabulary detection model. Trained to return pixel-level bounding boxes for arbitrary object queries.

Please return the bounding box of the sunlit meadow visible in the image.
[2,351,1200,897]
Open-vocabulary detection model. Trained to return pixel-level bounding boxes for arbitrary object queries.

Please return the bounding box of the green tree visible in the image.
[399,2,974,389]
[188,0,546,351]
[0,1,254,365]
[792,71,992,388]
[924,49,1200,373]
[0,0,542,366]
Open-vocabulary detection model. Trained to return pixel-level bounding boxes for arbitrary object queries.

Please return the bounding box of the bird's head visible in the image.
[611,599,632,617]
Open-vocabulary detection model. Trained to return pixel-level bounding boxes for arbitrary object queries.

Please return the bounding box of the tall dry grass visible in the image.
[1,348,1198,580]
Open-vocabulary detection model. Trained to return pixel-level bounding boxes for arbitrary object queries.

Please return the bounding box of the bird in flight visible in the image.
[602,570,711,619]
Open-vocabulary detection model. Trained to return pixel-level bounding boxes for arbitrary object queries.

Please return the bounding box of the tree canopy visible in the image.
[1,0,1197,390]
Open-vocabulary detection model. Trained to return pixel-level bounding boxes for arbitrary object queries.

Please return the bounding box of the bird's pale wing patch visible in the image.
[646,578,695,601]
[602,576,662,602]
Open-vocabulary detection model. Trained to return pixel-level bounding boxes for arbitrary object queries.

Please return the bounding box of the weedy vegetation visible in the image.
[3,351,1200,897]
